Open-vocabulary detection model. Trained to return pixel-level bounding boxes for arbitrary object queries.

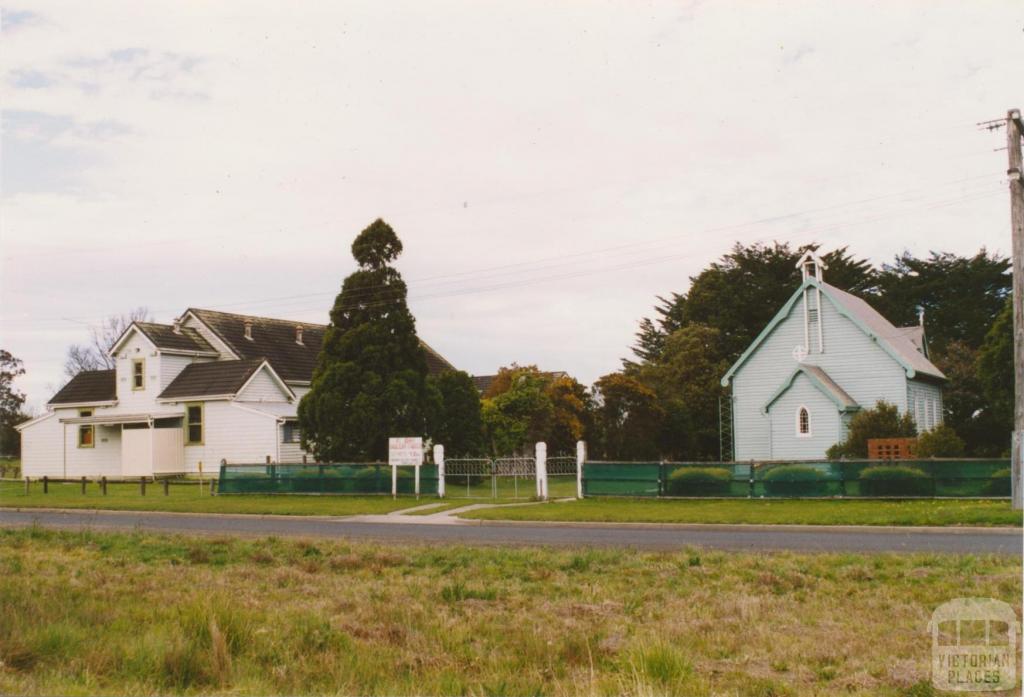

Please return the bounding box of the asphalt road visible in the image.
[1,508,1020,554]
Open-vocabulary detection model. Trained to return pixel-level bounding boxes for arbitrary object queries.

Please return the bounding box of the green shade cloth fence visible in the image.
[218,463,439,495]
[583,460,1011,499]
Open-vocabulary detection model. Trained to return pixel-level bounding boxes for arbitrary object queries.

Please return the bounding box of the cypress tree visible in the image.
[298,219,432,461]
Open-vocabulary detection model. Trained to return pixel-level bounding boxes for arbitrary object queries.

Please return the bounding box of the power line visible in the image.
[1,178,1006,328]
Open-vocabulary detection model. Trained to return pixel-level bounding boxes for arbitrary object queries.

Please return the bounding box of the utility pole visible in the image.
[1007,108,1023,511]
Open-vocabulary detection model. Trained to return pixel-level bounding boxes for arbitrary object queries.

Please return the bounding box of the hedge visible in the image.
[858,465,930,497]
[666,467,732,496]
[762,465,828,497]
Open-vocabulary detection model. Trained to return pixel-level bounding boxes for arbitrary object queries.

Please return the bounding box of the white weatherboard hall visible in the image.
[16,309,455,479]
[721,252,946,461]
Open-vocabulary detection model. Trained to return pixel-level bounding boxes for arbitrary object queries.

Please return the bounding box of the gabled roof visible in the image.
[108,321,218,356]
[49,370,117,405]
[893,326,927,356]
[472,370,568,395]
[184,308,455,382]
[158,358,288,400]
[763,364,860,414]
[134,322,217,354]
[822,284,943,379]
[721,278,946,386]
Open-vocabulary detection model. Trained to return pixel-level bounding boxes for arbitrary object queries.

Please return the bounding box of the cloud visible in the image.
[0,0,1020,405]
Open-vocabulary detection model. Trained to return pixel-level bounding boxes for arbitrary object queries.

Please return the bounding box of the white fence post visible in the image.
[434,444,445,498]
[576,440,586,499]
[391,462,397,499]
[535,441,548,500]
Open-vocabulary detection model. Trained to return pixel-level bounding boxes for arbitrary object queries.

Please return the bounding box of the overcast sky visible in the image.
[1,1,1021,411]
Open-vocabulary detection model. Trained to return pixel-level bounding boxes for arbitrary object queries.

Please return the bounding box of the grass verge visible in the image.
[0,480,428,516]
[1,527,1019,696]
[460,497,1023,527]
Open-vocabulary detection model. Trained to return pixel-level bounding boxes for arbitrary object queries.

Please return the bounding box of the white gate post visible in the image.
[535,441,548,500]
[576,440,586,499]
[391,462,397,499]
[415,461,421,499]
[434,444,445,498]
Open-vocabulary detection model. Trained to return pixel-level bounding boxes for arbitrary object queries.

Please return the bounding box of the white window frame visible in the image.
[795,405,812,438]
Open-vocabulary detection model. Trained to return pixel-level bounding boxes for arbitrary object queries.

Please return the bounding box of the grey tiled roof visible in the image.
[186,308,455,382]
[49,370,116,405]
[135,322,216,353]
[158,359,268,399]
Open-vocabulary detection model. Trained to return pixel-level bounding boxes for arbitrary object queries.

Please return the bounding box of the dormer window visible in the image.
[295,325,304,345]
[796,406,811,437]
[132,359,145,390]
[244,320,253,340]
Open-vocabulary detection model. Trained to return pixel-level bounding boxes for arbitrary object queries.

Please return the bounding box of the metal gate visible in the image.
[545,455,578,499]
[444,456,537,499]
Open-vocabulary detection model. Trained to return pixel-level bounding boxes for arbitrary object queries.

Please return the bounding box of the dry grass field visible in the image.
[0,527,1019,696]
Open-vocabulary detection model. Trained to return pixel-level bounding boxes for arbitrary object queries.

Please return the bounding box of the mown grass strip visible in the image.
[0,481,428,516]
[0,527,1019,696]
[460,497,1023,527]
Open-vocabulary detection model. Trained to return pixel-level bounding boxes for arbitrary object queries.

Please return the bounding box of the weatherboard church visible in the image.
[721,252,946,461]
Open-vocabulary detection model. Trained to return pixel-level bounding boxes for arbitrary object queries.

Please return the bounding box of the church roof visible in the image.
[721,278,946,386]
[763,364,860,414]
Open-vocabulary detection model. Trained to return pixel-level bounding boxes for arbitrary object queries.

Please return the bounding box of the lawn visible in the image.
[1,527,1019,696]
[0,480,429,516]
[461,497,1024,527]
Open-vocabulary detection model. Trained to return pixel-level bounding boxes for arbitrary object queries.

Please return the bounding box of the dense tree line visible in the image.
[300,224,1013,462]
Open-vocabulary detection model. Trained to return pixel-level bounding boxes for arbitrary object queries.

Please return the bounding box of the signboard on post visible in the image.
[388,437,424,498]
[388,437,424,466]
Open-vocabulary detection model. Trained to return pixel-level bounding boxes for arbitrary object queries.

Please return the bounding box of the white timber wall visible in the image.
[732,290,908,460]
[278,423,308,463]
[153,427,185,474]
[121,428,152,477]
[767,375,841,460]
[19,413,62,478]
[907,380,943,432]
[181,401,278,473]
[64,423,123,478]
[237,369,291,403]
[113,331,161,412]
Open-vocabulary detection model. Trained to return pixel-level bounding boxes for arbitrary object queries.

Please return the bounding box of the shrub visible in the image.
[666,467,731,496]
[761,465,827,497]
[982,468,1012,497]
[826,401,916,459]
[858,465,931,497]
[915,424,965,458]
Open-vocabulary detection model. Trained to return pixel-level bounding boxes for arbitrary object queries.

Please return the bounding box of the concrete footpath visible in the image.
[1,507,1020,555]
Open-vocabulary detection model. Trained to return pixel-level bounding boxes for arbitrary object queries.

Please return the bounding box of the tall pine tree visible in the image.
[298,219,433,461]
